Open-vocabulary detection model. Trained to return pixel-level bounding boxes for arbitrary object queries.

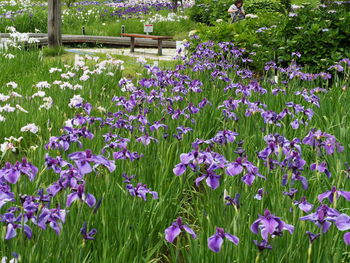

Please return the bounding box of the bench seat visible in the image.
[121,33,173,55]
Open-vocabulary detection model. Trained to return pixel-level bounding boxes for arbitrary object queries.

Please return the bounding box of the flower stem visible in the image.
[255,252,260,263]
[307,243,312,263]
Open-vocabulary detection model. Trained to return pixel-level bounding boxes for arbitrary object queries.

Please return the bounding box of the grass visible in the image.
[42,46,67,57]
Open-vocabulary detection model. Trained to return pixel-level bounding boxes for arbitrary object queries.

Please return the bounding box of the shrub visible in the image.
[189,0,231,24]
[189,0,283,25]
[194,4,350,71]
[279,0,292,14]
[245,0,282,14]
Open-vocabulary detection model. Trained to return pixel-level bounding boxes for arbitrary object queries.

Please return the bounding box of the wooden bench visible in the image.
[121,33,173,56]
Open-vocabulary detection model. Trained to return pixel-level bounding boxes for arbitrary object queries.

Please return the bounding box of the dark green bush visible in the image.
[194,3,350,71]
[189,0,284,25]
[189,0,231,24]
[245,1,282,14]
[279,0,292,14]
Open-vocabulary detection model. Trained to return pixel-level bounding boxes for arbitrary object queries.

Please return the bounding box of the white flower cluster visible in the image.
[1,255,18,263]
[62,8,99,23]
[0,136,23,154]
[143,12,188,24]
[68,95,84,108]
[107,0,194,9]
[1,48,125,151]
[137,57,147,64]
[119,78,138,92]
[245,14,258,19]
[20,123,39,134]
[0,27,39,57]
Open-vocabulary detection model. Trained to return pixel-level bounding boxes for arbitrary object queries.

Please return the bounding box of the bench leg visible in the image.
[157,39,162,56]
[130,37,135,53]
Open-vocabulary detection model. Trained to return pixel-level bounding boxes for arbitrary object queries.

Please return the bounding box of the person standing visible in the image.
[228,0,245,23]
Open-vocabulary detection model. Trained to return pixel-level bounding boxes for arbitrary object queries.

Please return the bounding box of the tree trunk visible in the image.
[172,0,178,11]
[48,0,62,48]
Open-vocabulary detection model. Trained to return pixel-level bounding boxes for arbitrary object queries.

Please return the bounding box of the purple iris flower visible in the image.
[254,188,266,200]
[150,121,168,132]
[294,197,313,213]
[125,183,158,201]
[173,151,199,176]
[283,188,298,199]
[102,138,130,152]
[165,217,196,243]
[45,136,70,151]
[258,134,302,161]
[344,162,350,179]
[2,212,32,240]
[318,186,350,203]
[0,182,15,208]
[344,232,350,245]
[295,90,321,107]
[265,61,277,71]
[66,184,96,208]
[291,119,299,129]
[272,88,286,95]
[310,162,331,178]
[173,150,214,176]
[186,151,228,190]
[211,130,238,145]
[334,214,350,245]
[278,145,308,189]
[46,165,85,197]
[45,154,69,174]
[68,149,116,175]
[83,103,92,115]
[122,173,136,183]
[80,222,97,240]
[69,115,87,126]
[173,126,193,140]
[302,129,344,155]
[253,239,272,251]
[195,169,221,190]
[102,133,119,143]
[251,209,294,240]
[258,134,308,189]
[225,194,240,209]
[185,103,199,114]
[35,207,66,235]
[283,172,308,190]
[0,158,38,184]
[21,195,40,221]
[306,231,320,243]
[136,134,158,146]
[260,109,288,127]
[226,157,264,186]
[198,98,211,108]
[208,227,239,253]
[300,204,340,232]
[113,149,143,161]
[335,213,350,231]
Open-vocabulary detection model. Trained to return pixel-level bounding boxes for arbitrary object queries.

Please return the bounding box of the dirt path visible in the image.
[66,47,181,61]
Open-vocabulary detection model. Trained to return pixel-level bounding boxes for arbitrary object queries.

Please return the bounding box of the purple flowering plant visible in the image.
[251,209,294,240]
[208,227,239,253]
[165,217,196,243]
